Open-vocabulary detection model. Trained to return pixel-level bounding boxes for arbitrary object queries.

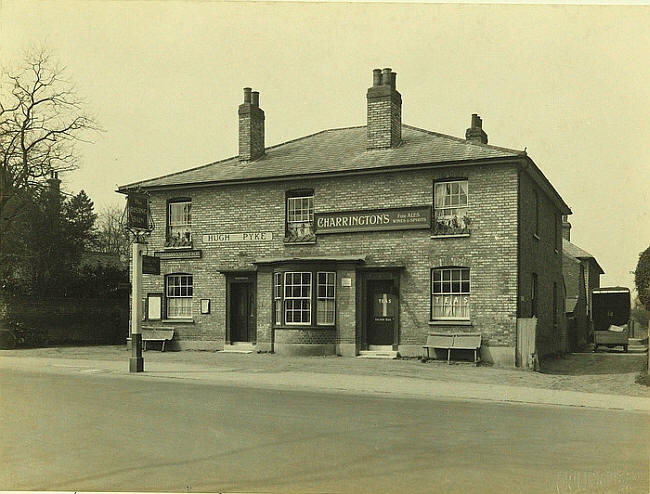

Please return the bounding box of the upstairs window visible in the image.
[166,274,193,319]
[167,199,192,247]
[286,191,314,242]
[431,267,470,320]
[433,180,470,235]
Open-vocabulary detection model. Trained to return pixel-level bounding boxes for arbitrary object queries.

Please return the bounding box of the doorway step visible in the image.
[357,350,399,359]
[220,342,255,354]
[628,337,648,353]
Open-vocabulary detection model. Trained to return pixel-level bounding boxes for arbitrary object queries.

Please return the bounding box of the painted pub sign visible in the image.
[126,192,149,231]
[315,206,431,234]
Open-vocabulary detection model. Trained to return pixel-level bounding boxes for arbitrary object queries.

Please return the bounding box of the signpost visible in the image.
[126,191,151,373]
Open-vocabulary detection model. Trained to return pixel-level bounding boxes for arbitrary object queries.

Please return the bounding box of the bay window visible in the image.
[317,272,336,325]
[284,272,312,324]
[273,270,336,326]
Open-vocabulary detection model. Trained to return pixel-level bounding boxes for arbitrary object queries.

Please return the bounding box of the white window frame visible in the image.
[317,272,336,325]
[166,274,193,319]
[168,200,192,242]
[273,272,282,325]
[431,267,470,320]
[284,272,312,325]
[434,180,469,231]
[287,195,314,237]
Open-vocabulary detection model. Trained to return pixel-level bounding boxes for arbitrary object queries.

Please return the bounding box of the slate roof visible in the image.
[118,125,523,190]
[563,239,604,274]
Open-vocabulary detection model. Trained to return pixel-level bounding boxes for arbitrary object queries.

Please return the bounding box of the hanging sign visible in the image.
[126,192,149,231]
[315,206,431,234]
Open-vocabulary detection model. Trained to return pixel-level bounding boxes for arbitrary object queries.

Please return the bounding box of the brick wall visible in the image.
[136,161,523,361]
[518,170,567,358]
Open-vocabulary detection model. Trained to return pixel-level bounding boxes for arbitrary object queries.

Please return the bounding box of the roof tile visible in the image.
[119,124,522,190]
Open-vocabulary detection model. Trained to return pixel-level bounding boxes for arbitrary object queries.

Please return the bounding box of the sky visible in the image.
[2,1,649,291]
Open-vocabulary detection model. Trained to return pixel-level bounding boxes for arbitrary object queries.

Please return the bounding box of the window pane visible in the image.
[166,274,193,319]
[431,268,470,319]
[284,272,312,324]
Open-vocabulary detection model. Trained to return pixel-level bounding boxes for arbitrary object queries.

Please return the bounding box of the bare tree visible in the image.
[94,204,130,263]
[0,48,99,235]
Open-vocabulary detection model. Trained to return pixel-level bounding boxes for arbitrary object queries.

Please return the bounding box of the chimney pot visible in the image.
[243,87,252,103]
[382,68,392,86]
[390,71,396,89]
[251,91,259,107]
[372,69,382,87]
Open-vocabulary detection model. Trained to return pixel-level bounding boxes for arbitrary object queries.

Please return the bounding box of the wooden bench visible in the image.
[423,333,482,364]
[141,328,174,352]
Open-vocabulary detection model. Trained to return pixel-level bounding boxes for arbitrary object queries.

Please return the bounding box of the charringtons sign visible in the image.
[315,206,431,234]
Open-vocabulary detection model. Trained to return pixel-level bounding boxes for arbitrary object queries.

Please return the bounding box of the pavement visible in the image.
[1,345,648,412]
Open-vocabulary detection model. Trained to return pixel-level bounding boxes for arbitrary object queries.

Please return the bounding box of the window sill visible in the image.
[273,325,336,330]
[283,240,317,246]
[430,233,470,239]
[533,234,540,241]
[164,245,194,250]
[162,318,195,324]
[428,320,473,326]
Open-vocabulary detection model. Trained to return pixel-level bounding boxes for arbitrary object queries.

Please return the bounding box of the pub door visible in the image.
[229,282,253,343]
[366,279,398,348]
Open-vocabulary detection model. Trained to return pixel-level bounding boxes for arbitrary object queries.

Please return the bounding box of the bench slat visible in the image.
[424,334,455,348]
[422,333,481,363]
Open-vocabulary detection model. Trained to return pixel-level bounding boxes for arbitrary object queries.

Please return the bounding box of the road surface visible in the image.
[1,367,647,493]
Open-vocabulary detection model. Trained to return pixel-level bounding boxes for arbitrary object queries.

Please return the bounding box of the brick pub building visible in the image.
[119,68,571,366]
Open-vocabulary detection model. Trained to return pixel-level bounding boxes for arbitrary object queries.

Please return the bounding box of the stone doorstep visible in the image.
[220,342,255,354]
[357,350,399,359]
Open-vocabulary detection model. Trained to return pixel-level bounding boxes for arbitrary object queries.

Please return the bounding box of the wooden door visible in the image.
[366,279,397,346]
[230,283,250,342]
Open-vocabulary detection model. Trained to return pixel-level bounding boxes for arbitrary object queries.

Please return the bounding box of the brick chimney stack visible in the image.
[562,214,571,242]
[465,113,488,144]
[45,171,62,214]
[46,171,61,194]
[366,68,402,150]
[239,87,265,161]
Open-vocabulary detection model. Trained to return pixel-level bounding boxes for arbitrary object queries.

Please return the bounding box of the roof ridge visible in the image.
[402,123,524,155]
[263,125,366,152]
